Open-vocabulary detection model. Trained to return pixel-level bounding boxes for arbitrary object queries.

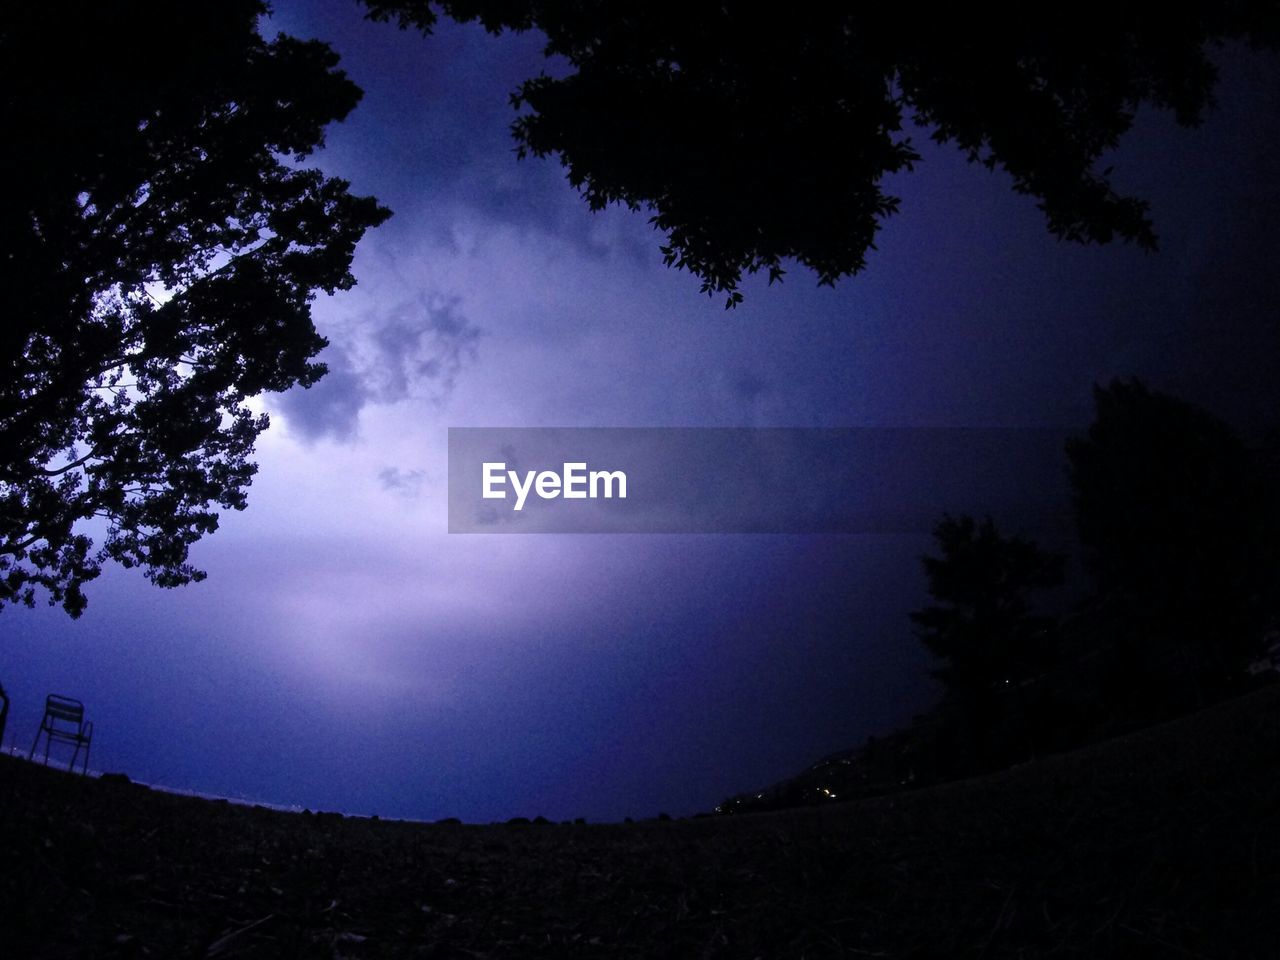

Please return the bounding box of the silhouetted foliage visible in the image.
[1065,379,1280,705]
[912,515,1064,693]
[364,1,1280,304]
[0,2,391,616]
[911,515,1064,767]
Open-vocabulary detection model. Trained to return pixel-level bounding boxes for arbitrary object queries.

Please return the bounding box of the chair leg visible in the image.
[82,741,90,776]
[29,728,41,761]
[70,743,81,774]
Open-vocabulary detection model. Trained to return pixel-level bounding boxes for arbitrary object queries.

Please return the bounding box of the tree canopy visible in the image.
[1065,379,1279,692]
[909,514,1065,769]
[0,2,390,616]
[911,514,1064,697]
[364,1,1280,304]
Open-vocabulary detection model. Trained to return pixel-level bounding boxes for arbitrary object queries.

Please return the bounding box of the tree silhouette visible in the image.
[911,514,1064,767]
[0,2,391,616]
[1066,379,1279,703]
[364,1,1279,304]
[912,514,1064,696]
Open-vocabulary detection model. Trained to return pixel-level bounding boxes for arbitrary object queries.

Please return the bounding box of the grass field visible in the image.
[2,682,1278,958]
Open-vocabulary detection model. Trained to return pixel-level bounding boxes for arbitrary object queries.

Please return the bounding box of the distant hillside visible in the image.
[717,674,1280,815]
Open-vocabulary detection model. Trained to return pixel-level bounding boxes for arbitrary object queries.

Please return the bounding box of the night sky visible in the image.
[3,2,1278,823]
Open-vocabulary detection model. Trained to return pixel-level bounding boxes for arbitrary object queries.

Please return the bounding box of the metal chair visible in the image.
[30,694,93,774]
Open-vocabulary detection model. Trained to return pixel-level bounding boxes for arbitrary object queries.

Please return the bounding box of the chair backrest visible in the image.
[44,694,84,729]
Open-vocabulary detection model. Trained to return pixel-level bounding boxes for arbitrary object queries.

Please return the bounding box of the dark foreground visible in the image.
[2,685,1278,959]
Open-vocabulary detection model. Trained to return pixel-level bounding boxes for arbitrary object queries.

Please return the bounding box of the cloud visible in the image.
[728,368,770,405]
[368,294,481,405]
[378,466,426,497]
[273,293,482,443]
[275,346,370,443]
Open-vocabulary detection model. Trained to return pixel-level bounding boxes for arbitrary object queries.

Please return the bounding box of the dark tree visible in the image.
[911,514,1065,697]
[0,2,391,616]
[911,514,1064,769]
[1066,379,1279,701]
[364,1,1279,304]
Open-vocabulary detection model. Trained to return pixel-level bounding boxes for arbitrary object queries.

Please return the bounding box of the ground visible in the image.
[2,684,1278,958]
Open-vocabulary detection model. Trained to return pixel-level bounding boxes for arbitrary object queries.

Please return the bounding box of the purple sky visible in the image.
[3,3,1278,822]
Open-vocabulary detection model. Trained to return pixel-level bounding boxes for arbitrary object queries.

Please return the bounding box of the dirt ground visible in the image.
[2,684,1278,959]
